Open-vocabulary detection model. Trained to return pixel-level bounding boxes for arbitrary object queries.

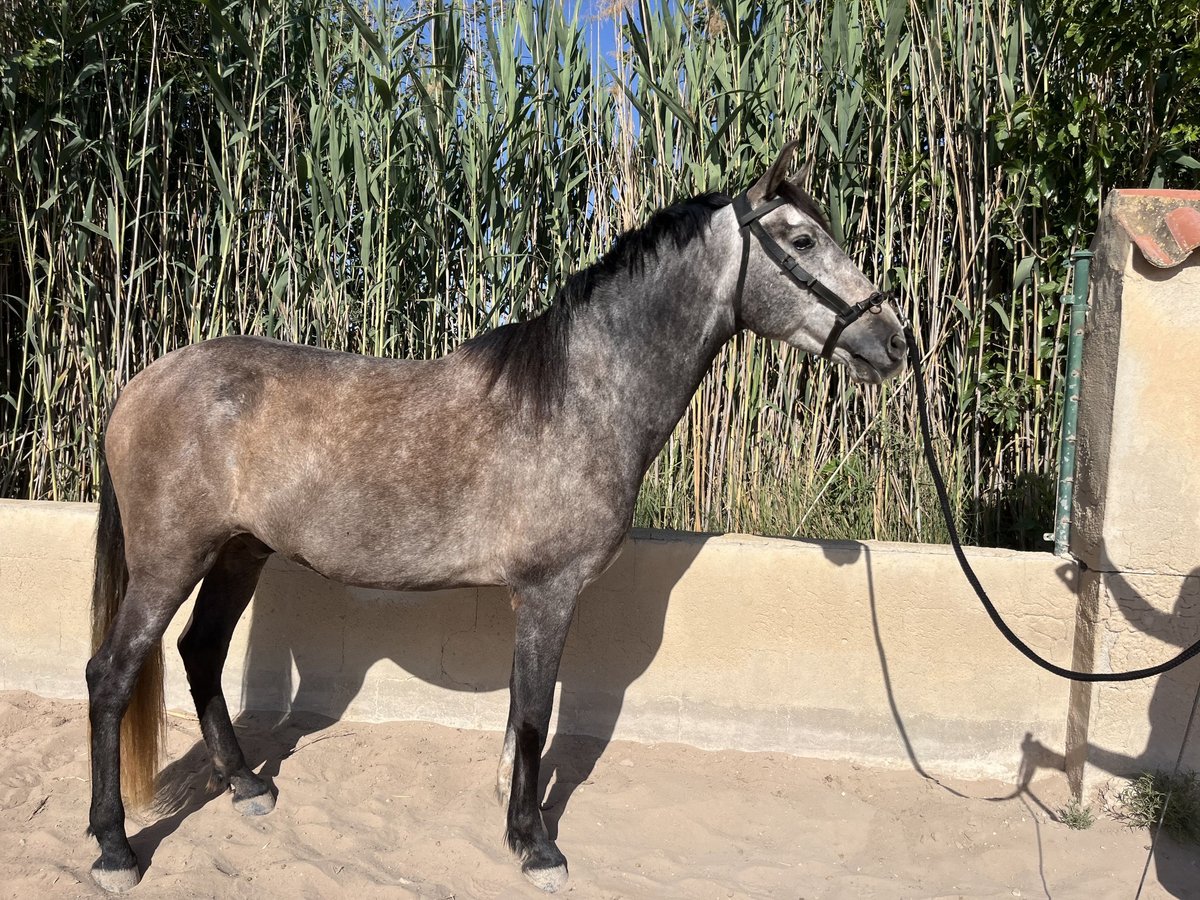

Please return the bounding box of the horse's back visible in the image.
[104,334,631,592]
[104,337,502,577]
[107,335,454,464]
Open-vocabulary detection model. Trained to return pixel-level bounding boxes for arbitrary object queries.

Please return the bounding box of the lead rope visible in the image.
[903,320,1200,683]
[903,318,1200,895]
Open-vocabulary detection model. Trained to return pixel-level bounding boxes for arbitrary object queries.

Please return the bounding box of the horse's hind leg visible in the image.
[87,566,206,892]
[177,535,274,814]
[503,580,579,893]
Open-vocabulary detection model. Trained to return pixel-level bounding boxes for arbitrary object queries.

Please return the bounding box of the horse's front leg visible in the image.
[501,579,579,893]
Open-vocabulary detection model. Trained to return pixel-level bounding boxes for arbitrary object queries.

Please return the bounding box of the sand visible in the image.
[1,691,1196,899]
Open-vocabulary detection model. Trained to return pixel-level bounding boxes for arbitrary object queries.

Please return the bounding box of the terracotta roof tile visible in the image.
[1111,189,1200,268]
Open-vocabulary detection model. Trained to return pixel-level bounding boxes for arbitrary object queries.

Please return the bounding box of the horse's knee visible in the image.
[85,653,106,692]
[85,654,121,719]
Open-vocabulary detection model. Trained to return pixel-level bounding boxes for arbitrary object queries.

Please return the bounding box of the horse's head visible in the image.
[732,142,906,384]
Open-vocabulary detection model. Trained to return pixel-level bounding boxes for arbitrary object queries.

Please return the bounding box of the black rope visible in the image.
[905,322,1200,683]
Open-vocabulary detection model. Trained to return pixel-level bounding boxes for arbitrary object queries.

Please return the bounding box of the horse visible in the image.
[85,142,907,893]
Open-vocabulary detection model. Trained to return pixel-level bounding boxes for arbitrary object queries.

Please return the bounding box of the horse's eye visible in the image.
[792,235,816,252]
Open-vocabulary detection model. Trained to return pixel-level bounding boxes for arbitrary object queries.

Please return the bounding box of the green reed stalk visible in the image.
[2,0,1196,546]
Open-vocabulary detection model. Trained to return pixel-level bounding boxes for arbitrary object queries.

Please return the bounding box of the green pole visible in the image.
[1053,250,1093,558]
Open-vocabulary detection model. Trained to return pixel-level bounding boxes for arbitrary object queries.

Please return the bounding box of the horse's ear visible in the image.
[793,157,814,189]
[748,140,800,202]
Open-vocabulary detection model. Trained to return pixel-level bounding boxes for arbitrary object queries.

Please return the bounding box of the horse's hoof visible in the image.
[91,864,140,893]
[522,862,568,893]
[232,790,275,816]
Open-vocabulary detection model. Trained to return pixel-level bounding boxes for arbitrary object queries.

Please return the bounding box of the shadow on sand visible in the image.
[830,540,1198,899]
[141,531,704,866]
[1055,557,1200,897]
[136,532,1200,896]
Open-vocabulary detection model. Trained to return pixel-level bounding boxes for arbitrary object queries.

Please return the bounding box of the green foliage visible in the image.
[2,0,1198,543]
[1114,771,1200,844]
[1060,797,1095,830]
[994,0,1200,230]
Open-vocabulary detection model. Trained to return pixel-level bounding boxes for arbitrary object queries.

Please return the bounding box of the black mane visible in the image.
[459,184,829,423]
[458,192,733,423]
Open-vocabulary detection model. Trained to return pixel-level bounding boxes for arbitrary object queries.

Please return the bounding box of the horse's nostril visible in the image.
[888,332,907,361]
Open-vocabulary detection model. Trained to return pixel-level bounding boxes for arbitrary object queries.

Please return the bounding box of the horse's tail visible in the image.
[91,460,164,809]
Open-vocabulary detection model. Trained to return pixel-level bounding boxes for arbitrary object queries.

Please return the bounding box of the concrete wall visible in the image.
[6,194,1198,795]
[1068,193,1200,793]
[0,498,1080,780]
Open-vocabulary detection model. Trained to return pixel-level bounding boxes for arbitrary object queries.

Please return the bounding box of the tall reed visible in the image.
[2,0,1197,546]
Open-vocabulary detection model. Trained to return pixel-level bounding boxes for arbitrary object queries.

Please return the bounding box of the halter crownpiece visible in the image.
[732,191,888,359]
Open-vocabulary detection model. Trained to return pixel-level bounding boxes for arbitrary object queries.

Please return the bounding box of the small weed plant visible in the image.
[1060,797,1095,830]
[1113,771,1200,844]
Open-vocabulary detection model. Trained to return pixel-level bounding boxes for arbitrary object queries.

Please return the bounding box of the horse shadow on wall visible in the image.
[1051,557,1200,896]
[873,542,1200,897]
[142,529,703,859]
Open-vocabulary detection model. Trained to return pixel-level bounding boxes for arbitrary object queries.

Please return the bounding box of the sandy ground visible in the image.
[1,691,1197,899]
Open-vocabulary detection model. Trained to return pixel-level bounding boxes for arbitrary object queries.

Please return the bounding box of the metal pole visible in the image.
[1053,250,1093,558]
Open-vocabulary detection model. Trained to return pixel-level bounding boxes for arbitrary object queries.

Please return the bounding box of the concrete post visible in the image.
[1067,190,1200,797]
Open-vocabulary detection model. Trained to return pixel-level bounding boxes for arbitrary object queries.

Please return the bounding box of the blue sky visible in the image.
[570,0,623,61]
[567,0,665,66]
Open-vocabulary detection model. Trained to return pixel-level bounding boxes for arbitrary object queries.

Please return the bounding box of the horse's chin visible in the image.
[850,365,883,385]
[838,351,884,384]
[837,346,908,384]
[783,331,894,384]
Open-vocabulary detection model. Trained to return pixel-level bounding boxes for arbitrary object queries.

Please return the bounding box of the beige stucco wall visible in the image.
[1066,203,1200,794]
[1078,241,1200,575]
[5,199,1196,797]
[1,498,1084,781]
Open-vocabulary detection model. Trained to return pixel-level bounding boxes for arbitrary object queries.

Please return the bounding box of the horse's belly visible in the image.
[298,512,501,588]
[249,489,504,591]
[278,539,502,592]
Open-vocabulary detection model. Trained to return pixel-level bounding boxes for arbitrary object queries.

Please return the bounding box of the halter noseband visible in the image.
[732,192,887,359]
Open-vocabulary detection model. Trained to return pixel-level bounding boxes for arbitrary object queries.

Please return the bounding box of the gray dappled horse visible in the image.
[86,143,907,893]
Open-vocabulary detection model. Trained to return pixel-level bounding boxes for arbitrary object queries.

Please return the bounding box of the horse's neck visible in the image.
[567,239,737,468]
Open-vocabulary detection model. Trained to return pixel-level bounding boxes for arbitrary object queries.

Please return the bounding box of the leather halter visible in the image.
[732,192,887,359]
